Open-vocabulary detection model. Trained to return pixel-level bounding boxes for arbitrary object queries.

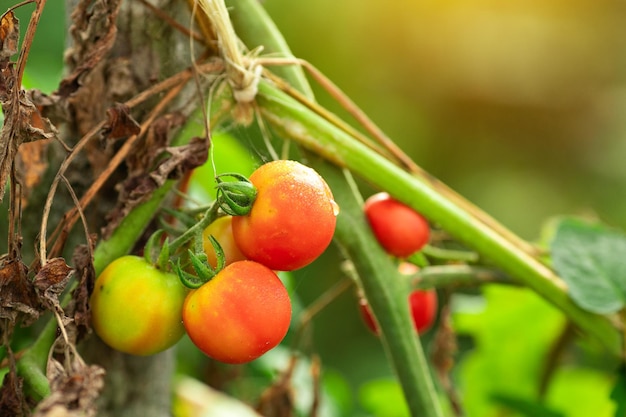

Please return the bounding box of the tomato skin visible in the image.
[90,256,187,356]
[363,192,430,257]
[202,216,246,268]
[409,289,438,333]
[232,160,338,271]
[182,260,291,364]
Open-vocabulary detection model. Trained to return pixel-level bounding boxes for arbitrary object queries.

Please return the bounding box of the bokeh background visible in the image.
[15,0,625,416]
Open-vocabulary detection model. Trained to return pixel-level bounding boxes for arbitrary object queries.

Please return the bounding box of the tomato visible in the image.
[408,289,438,333]
[363,192,430,257]
[182,260,291,364]
[358,262,437,335]
[90,256,188,356]
[359,290,437,335]
[232,160,338,271]
[202,216,246,268]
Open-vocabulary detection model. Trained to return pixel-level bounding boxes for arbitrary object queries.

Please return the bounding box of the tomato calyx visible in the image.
[173,236,227,289]
[215,173,257,216]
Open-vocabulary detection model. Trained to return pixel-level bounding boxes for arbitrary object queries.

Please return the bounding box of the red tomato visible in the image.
[202,216,246,268]
[363,192,430,257]
[359,290,437,335]
[182,260,292,364]
[232,160,338,271]
[359,262,437,335]
[90,256,188,356]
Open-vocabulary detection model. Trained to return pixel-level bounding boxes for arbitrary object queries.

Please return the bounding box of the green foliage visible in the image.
[454,285,565,417]
[358,379,410,417]
[551,217,626,314]
[610,366,626,417]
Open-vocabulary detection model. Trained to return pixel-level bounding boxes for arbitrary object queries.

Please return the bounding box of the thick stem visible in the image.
[254,80,622,358]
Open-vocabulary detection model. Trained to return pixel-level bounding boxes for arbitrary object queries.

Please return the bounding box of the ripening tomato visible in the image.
[202,216,246,268]
[182,260,291,364]
[363,192,430,258]
[232,160,338,271]
[90,256,188,356]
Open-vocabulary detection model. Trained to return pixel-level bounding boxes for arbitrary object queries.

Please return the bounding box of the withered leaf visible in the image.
[101,103,141,141]
[0,85,59,203]
[103,137,206,238]
[0,371,28,417]
[59,0,122,98]
[33,350,105,417]
[33,258,73,313]
[15,138,51,208]
[0,258,41,326]
[150,137,208,187]
[0,11,19,60]
[67,243,97,341]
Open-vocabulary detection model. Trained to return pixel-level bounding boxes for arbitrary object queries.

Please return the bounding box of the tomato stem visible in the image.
[167,202,220,255]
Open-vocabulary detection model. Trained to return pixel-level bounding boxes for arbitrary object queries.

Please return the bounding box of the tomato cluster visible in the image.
[359,194,438,335]
[91,160,337,364]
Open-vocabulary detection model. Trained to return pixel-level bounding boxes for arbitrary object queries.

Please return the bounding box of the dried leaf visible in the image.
[0,11,19,60]
[33,350,105,417]
[33,258,73,313]
[0,371,28,417]
[126,112,186,177]
[101,103,140,140]
[59,0,122,98]
[67,242,97,341]
[150,137,208,187]
[0,258,41,326]
[15,138,52,208]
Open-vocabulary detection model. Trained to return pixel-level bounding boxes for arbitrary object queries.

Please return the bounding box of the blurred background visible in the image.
[15,0,626,416]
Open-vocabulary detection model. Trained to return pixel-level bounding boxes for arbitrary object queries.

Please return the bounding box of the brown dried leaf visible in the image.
[150,137,208,187]
[0,11,19,60]
[59,0,122,98]
[126,112,186,177]
[0,371,28,417]
[0,258,41,326]
[33,351,105,417]
[15,138,52,208]
[33,258,73,313]
[67,242,97,341]
[101,103,141,141]
[0,84,59,202]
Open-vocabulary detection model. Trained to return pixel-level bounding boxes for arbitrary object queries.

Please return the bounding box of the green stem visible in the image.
[254,79,622,358]
[413,265,514,289]
[167,202,220,254]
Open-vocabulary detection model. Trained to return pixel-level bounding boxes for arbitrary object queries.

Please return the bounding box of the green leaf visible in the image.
[551,218,626,314]
[358,379,410,417]
[490,393,565,417]
[610,366,626,417]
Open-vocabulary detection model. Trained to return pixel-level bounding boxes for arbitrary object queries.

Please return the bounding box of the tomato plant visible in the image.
[202,215,246,268]
[182,260,292,364]
[363,192,430,258]
[232,160,338,271]
[90,256,188,356]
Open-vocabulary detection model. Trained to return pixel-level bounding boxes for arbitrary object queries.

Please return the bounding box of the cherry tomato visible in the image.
[182,260,291,364]
[232,160,338,271]
[363,192,430,257]
[359,290,437,335]
[90,256,188,356]
[359,262,437,335]
[202,216,246,268]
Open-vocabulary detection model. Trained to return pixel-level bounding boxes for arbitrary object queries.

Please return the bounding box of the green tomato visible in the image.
[90,256,188,356]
